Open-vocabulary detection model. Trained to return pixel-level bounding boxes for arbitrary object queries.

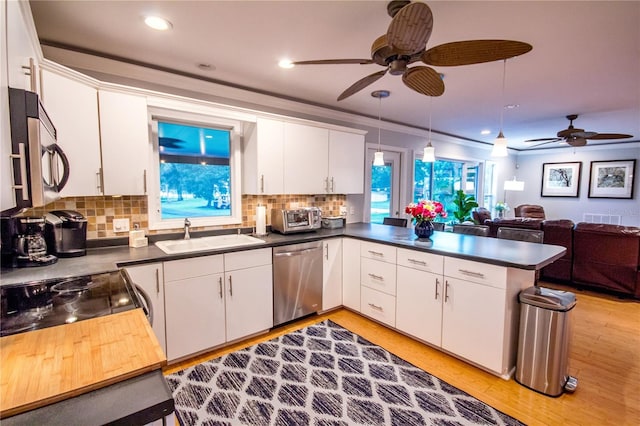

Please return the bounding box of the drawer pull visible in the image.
[218,277,223,299]
[368,250,384,257]
[228,275,233,296]
[445,280,450,302]
[435,278,440,300]
[458,269,485,279]
[368,303,383,312]
[408,258,427,266]
[368,273,384,281]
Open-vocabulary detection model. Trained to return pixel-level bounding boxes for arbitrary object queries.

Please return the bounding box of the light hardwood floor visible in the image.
[165,282,640,426]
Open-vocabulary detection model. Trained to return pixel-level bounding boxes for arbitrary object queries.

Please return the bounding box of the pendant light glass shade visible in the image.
[423,143,435,162]
[491,131,508,157]
[372,90,389,167]
[373,150,385,166]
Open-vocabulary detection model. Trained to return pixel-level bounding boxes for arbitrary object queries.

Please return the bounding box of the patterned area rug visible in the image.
[166,320,525,425]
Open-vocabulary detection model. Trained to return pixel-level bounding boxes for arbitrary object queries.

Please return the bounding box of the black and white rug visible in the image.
[166,320,525,425]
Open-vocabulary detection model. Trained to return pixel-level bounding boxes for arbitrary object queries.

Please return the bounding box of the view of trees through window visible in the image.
[371,163,392,224]
[414,159,479,222]
[158,121,231,219]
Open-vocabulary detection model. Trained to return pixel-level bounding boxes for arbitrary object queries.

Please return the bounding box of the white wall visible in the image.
[512,145,640,226]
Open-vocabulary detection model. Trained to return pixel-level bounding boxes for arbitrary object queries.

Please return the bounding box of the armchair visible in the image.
[514,204,546,219]
[472,207,491,224]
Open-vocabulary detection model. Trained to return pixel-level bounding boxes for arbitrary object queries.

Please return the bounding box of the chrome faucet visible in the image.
[184,218,191,240]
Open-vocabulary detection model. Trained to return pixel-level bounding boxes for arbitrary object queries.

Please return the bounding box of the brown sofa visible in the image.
[541,220,575,283]
[572,223,640,298]
[485,217,544,238]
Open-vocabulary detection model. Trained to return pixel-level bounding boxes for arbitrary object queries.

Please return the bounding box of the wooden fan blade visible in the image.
[337,69,387,101]
[586,133,634,140]
[292,59,374,65]
[422,40,532,66]
[566,137,587,147]
[387,2,433,55]
[524,137,562,143]
[402,66,444,97]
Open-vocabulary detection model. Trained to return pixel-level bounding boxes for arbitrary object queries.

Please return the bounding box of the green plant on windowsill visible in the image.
[452,189,479,223]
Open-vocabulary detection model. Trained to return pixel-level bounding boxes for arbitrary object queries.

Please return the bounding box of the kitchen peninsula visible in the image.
[1,223,566,420]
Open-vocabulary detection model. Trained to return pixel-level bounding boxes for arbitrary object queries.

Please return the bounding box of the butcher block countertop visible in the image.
[0,309,166,418]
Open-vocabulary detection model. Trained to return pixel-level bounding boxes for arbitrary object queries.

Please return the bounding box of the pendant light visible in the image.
[372,90,389,166]
[491,59,509,157]
[423,96,435,162]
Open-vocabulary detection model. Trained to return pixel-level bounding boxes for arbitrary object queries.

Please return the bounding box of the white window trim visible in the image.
[147,106,243,231]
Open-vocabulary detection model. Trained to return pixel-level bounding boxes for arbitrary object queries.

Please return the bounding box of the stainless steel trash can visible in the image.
[515,286,578,397]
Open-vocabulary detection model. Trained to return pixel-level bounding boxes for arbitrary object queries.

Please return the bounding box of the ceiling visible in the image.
[29,1,640,151]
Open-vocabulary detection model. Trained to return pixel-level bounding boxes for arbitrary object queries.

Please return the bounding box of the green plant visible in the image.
[452,190,478,223]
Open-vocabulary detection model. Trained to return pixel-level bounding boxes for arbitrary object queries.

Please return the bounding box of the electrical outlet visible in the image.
[339,205,347,217]
[113,218,130,233]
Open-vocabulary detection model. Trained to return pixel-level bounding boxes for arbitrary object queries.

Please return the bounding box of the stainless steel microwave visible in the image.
[271,207,322,234]
[5,88,69,213]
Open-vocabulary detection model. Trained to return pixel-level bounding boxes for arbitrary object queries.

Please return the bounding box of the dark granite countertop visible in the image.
[0,223,565,286]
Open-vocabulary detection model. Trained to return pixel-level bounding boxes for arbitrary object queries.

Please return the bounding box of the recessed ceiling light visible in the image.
[481,129,491,135]
[504,104,520,109]
[278,59,295,69]
[144,16,172,31]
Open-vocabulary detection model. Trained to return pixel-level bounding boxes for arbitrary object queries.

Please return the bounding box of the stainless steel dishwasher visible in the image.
[273,241,323,326]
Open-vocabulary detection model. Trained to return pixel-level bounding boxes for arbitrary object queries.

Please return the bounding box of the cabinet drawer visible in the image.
[225,247,272,271]
[361,258,397,295]
[361,286,396,327]
[361,241,396,264]
[444,257,507,289]
[397,248,443,274]
[164,254,224,282]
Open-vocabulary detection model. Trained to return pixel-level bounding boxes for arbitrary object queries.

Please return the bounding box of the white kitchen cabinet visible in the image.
[342,238,361,311]
[98,90,149,195]
[283,122,329,194]
[1,0,14,212]
[40,68,102,197]
[242,117,284,194]
[360,242,397,327]
[163,255,225,361]
[328,130,365,194]
[224,248,273,342]
[322,238,342,311]
[123,263,167,355]
[6,0,39,92]
[360,285,396,327]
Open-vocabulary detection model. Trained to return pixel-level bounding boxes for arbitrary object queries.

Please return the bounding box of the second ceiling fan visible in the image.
[524,114,634,147]
[291,1,533,101]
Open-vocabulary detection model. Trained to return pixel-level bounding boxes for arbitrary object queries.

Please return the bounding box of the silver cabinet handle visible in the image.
[445,280,450,302]
[330,177,335,192]
[324,177,329,193]
[408,258,427,266]
[368,250,384,257]
[458,269,485,279]
[260,174,264,193]
[368,303,383,311]
[155,268,160,294]
[143,169,147,194]
[228,275,233,296]
[10,143,30,200]
[325,243,329,260]
[218,277,223,299]
[435,278,440,300]
[368,273,384,281]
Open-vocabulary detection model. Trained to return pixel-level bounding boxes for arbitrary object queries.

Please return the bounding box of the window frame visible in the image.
[147,106,243,230]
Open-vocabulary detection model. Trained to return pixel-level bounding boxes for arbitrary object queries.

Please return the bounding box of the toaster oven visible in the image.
[271,207,321,234]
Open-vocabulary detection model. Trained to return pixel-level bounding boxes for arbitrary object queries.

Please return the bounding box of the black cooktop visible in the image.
[0,270,141,337]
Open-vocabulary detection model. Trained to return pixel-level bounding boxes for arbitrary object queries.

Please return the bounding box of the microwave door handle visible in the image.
[51,144,70,190]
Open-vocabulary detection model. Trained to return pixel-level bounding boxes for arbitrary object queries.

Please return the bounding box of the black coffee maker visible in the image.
[1,216,58,267]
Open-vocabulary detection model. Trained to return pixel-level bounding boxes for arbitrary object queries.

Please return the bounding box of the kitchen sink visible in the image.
[154,234,265,254]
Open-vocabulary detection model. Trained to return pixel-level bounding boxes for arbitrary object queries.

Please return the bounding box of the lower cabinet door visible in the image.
[441,277,506,373]
[396,266,443,347]
[360,286,396,327]
[225,264,273,342]
[322,239,342,311]
[164,273,225,361]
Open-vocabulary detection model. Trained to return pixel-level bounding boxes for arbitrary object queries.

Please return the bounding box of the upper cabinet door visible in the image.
[98,90,149,195]
[6,0,39,92]
[41,69,102,197]
[243,118,284,194]
[283,122,328,194]
[328,130,365,194]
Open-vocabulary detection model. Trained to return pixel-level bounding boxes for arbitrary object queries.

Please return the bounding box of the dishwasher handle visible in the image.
[274,247,322,257]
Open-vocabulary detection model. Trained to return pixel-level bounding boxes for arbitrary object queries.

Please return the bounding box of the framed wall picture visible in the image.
[541,162,582,197]
[588,159,636,199]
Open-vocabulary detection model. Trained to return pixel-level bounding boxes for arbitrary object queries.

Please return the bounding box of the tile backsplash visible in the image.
[21,194,346,240]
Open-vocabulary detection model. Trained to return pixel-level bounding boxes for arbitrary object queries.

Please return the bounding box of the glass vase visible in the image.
[414,220,434,240]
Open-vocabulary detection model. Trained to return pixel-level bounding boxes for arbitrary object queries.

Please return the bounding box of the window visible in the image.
[148,108,243,230]
[413,158,481,220]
